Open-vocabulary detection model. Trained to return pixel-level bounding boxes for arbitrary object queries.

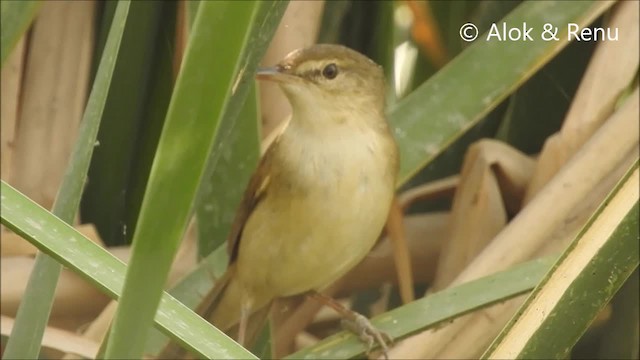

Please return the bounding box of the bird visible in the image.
[194,43,398,357]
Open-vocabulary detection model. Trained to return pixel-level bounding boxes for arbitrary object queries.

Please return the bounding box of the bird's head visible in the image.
[257,44,386,127]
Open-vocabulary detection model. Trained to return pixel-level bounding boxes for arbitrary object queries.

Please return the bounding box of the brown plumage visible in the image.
[204,44,398,350]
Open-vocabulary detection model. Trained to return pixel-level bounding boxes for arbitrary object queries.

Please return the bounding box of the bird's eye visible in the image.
[322,63,338,79]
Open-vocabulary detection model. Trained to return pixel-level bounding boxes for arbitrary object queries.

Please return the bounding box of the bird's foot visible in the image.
[341,313,393,359]
[308,291,393,358]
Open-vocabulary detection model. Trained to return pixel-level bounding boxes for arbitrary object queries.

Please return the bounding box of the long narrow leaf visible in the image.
[287,256,558,359]
[103,2,270,358]
[391,0,614,186]
[485,162,639,359]
[195,0,287,257]
[0,181,255,359]
[147,0,286,355]
[2,2,130,358]
[81,1,168,247]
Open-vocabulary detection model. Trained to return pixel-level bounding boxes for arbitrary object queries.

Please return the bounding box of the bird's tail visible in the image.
[158,267,271,358]
[202,266,272,347]
[198,266,237,330]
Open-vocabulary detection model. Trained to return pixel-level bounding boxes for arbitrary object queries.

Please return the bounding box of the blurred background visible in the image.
[1,1,638,359]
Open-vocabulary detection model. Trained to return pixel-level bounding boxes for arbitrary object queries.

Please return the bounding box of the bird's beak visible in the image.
[256,67,301,83]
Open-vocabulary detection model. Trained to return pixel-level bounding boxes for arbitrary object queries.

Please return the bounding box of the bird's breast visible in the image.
[236,125,397,298]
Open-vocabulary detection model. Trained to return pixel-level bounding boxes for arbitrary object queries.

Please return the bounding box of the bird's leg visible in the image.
[237,297,253,346]
[307,291,392,359]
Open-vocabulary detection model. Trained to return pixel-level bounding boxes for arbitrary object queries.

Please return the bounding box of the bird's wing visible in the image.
[226,138,277,263]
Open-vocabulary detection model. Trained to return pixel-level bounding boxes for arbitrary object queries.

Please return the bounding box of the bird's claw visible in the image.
[341,313,393,359]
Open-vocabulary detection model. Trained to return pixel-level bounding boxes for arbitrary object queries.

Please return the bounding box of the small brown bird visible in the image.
[203,44,399,355]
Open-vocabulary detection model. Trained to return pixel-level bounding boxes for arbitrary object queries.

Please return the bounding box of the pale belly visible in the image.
[235,166,394,300]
